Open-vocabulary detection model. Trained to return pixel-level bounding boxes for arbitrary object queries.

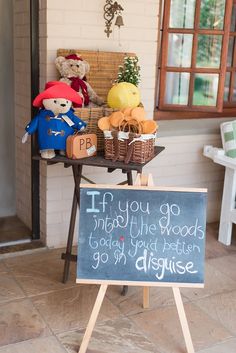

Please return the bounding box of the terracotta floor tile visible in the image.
[194,290,236,335]
[0,215,31,245]
[57,317,158,353]
[181,262,236,301]
[0,274,25,303]
[32,285,122,334]
[207,254,236,282]
[107,285,188,316]
[130,301,232,353]
[0,223,236,353]
[204,223,234,259]
[0,336,67,353]
[0,261,8,274]
[0,299,50,347]
[197,337,236,353]
[4,249,77,296]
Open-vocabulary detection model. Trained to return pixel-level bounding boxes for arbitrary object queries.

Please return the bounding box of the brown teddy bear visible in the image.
[55,54,104,107]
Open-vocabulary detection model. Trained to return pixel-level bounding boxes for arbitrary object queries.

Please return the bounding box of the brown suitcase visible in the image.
[66,133,97,159]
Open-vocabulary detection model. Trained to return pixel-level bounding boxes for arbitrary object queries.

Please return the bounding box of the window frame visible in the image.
[156,0,234,120]
[224,0,236,106]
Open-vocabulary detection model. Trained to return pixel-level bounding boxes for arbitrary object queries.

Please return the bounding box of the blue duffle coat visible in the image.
[25,109,86,151]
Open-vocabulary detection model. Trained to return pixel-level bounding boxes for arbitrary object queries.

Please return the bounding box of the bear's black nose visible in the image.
[60,103,66,107]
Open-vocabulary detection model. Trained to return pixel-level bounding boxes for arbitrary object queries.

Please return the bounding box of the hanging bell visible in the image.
[115,15,124,28]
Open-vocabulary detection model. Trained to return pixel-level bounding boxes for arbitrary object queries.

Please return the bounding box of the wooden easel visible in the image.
[134,173,153,309]
[78,174,196,353]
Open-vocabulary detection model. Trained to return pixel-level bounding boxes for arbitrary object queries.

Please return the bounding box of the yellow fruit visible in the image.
[107,82,141,109]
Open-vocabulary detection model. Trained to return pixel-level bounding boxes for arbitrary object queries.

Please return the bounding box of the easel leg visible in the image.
[121,171,134,296]
[135,174,151,309]
[143,287,150,309]
[172,287,195,353]
[78,284,108,353]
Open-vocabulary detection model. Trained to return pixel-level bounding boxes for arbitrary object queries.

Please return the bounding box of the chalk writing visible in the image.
[78,187,207,284]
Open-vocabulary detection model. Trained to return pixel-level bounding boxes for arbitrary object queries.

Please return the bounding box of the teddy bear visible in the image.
[22,81,87,159]
[55,54,104,107]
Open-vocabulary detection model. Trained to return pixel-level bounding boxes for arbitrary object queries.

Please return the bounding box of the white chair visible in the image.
[204,121,236,245]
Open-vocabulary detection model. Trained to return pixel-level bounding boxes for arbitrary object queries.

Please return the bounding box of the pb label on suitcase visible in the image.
[66,133,97,159]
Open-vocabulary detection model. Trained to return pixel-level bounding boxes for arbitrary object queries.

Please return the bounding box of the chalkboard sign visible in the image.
[77,185,207,287]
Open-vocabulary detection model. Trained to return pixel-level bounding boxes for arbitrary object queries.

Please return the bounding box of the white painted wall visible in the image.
[0,0,15,217]
[39,0,225,248]
[42,0,159,115]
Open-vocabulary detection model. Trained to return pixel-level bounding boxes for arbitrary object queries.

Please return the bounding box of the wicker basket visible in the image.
[73,107,118,151]
[104,130,156,164]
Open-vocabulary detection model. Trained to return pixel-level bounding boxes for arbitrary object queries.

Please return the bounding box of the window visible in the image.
[156,0,235,119]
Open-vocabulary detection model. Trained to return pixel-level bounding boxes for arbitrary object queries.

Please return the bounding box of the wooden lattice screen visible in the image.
[57,49,135,101]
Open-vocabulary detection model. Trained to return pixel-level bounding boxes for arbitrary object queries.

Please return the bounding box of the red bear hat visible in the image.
[33,81,83,107]
[65,54,83,61]
[44,81,64,90]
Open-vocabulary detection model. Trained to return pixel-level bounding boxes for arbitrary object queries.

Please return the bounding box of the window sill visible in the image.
[156,117,236,138]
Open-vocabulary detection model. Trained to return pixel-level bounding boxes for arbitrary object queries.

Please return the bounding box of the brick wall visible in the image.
[39,0,224,248]
[44,0,159,116]
[14,0,32,229]
[153,135,224,222]
[38,0,161,247]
